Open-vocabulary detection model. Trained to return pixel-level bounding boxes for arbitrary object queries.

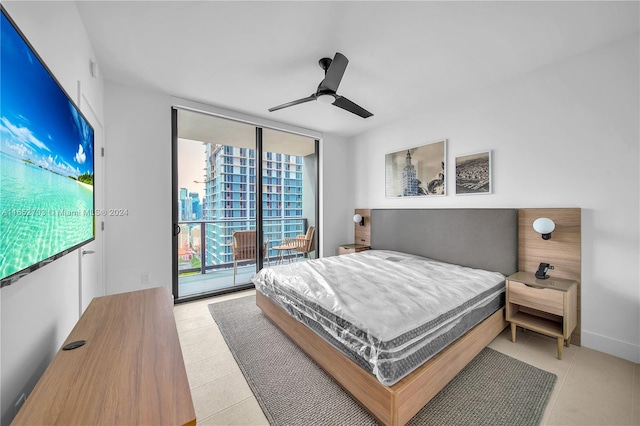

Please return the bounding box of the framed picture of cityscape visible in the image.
[385,140,446,198]
[455,150,492,195]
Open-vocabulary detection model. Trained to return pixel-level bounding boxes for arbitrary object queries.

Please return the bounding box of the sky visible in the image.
[0,11,94,179]
[178,138,207,196]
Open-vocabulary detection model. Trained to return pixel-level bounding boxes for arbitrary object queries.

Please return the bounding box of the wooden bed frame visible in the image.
[256,291,507,426]
[256,208,518,425]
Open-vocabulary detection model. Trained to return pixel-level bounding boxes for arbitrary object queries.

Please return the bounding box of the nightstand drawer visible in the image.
[508,281,563,316]
[338,244,370,255]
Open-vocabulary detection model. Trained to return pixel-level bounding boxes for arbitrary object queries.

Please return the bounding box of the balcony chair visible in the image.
[273,226,315,265]
[232,230,269,286]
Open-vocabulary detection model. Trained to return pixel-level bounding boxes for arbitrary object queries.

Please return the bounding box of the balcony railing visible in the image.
[177,217,309,277]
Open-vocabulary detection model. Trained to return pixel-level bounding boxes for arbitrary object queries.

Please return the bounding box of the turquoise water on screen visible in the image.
[0,152,94,280]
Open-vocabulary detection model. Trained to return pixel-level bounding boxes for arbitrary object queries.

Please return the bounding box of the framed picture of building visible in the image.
[455,150,492,195]
[385,140,446,198]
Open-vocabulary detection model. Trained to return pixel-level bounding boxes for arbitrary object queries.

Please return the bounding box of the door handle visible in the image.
[173,224,181,236]
[82,250,95,256]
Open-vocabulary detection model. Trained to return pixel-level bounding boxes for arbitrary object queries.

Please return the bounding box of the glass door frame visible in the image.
[171,107,320,303]
[256,127,264,272]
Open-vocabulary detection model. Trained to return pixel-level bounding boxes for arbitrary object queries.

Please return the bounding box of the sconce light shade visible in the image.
[533,217,555,240]
[353,214,364,226]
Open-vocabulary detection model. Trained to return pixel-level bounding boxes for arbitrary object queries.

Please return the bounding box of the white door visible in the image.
[78,88,105,315]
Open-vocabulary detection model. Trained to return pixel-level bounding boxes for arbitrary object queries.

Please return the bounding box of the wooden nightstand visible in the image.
[506,272,578,360]
[338,243,370,255]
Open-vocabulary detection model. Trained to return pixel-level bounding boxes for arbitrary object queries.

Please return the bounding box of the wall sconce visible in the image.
[353,214,364,226]
[533,217,555,240]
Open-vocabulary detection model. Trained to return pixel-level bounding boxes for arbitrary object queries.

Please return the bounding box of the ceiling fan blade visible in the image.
[332,95,373,118]
[318,52,348,93]
[268,94,317,112]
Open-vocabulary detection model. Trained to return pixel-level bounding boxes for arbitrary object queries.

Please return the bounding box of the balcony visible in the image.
[177,217,311,297]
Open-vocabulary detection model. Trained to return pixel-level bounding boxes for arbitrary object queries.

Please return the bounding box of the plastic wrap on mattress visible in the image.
[252,250,505,386]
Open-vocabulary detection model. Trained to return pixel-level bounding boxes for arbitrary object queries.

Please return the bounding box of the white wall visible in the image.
[350,35,640,363]
[319,134,353,257]
[103,82,173,295]
[0,2,104,425]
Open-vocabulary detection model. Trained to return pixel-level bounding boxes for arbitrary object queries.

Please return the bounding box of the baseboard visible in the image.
[582,330,640,363]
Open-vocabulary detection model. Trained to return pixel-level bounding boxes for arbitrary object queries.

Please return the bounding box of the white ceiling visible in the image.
[76,1,639,138]
[178,108,317,156]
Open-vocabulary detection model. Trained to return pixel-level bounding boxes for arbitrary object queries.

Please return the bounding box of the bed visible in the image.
[254,208,518,426]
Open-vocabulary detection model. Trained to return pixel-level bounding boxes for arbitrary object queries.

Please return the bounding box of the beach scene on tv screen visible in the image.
[0,12,94,282]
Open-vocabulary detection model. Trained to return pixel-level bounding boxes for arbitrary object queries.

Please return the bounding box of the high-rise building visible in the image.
[178,189,201,222]
[203,144,305,268]
[179,187,189,221]
[402,150,423,196]
[189,192,201,220]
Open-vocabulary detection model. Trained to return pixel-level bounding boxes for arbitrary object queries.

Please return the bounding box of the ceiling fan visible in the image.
[268,52,373,119]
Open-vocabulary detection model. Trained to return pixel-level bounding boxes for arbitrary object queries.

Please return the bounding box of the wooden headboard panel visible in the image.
[369,209,518,277]
[354,208,371,246]
[518,208,581,345]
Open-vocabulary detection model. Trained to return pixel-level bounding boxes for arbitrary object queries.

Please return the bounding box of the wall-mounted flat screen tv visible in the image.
[1,6,95,288]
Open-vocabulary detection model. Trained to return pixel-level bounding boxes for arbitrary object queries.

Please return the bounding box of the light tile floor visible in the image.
[174,290,640,426]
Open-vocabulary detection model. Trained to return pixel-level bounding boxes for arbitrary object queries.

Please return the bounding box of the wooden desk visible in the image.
[13,287,196,426]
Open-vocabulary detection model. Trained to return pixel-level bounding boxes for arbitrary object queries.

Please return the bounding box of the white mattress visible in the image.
[253,250,505,385]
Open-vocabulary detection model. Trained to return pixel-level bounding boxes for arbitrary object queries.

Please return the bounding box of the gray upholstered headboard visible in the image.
[370,209,518,276]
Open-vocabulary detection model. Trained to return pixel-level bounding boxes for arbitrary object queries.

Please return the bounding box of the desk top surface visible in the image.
[13,286,195,426]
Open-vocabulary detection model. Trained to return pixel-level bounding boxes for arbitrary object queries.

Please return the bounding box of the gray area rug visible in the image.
[209,295,556,426]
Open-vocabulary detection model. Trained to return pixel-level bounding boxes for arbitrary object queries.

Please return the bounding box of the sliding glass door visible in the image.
[262,129,317,266]
[172,108,318,301]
